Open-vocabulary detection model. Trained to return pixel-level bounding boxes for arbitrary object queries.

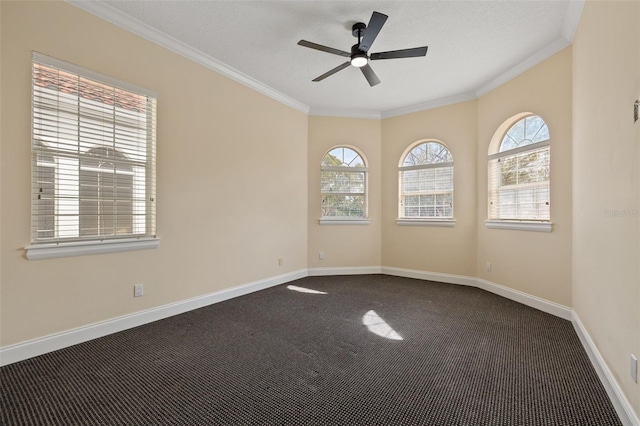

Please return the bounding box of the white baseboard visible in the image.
[2,265,636,425]
[381,266,477,287]
[475,278,572,320]
[572,312,640,426]
[308,266,382,276]
[0,269,307,367]
[382,266,572,320]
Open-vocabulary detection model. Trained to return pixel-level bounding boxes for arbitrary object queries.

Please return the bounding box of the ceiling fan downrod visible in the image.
[350,22,368,67]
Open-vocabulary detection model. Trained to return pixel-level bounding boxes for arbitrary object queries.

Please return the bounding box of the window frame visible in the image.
[397,140,455,227]
[320,146,369,225]
[26,52,159,260]
[486,113,552,232]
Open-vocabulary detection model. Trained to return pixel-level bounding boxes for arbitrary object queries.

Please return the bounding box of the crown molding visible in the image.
[309,108,381,120]
[562,0,585,42]
[66,0,310,115]
[67,1,582,121]
[474,36,571,98]
[381,91,477,119]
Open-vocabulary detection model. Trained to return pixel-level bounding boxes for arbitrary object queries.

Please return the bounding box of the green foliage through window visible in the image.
[321,147,367,218]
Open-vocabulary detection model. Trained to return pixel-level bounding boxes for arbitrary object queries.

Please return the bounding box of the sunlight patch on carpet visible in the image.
[362,310,403,340]
[287,285,328,295]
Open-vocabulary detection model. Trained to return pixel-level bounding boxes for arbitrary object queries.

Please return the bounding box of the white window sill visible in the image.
[319,218,370,225]
[25,237,160,260]
[397,219,455,227]
[485,221,552,233]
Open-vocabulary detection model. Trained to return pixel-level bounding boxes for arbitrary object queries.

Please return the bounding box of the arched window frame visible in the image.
[486,113,552,232]
[320,146,369,225]
[397,140,455,227]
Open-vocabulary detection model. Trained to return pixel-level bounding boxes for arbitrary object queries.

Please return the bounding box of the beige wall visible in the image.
[0,0,3,344]
[2,1,638,417]
[381,101,478,277]
[573,0,640,416]
[307,116,381,268]
[0,1,308,346]
[476,48,573,307]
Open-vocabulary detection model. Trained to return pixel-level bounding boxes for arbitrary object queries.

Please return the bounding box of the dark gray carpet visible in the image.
[1,275,621,425]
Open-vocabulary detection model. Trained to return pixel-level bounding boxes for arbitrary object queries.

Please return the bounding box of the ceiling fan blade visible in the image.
[371,46,428,60]
[359,11,388,53]
[360,63,381,87]
[298,40,350,57]
[312,61,351,82]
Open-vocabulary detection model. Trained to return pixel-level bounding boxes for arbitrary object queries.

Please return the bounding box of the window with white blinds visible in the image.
[31,53,157,246]
[398,141,454,219]
[321,147,367,219]
[488,114,550,221]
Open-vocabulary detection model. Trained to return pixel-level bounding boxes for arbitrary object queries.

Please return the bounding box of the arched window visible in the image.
[488,114,550,221]
[321,147,367,219]
[398,140,454,219]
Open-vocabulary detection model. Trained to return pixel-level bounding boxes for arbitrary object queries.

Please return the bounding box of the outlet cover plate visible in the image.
[134,284,144,297]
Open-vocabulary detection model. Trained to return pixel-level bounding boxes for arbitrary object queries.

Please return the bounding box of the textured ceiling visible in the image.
[72,1,581,118]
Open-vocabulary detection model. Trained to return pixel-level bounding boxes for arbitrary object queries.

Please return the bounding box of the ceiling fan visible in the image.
[297,11,428,87]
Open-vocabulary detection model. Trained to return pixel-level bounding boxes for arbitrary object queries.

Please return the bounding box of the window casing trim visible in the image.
[319,218,371,225]
[487,114,550,223]
[321,146,369,220]
[398,140,454,220]
[396,219,455,227]
[25,237,160,260]
[488,140,549,161]
[485,221,552,232]
[398,161,454,172]
[30,52,157,252]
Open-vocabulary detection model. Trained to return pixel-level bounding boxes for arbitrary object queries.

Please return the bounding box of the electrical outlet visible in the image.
[134,284,144,297]
[278,258,283,266]
[631,354,638,383]
[319,252,325,260]
[486,261,492,271]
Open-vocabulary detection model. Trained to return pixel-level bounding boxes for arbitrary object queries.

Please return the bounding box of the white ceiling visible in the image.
[71,1,583,118]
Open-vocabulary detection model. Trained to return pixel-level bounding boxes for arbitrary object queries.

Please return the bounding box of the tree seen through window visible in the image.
[321,147,367,218]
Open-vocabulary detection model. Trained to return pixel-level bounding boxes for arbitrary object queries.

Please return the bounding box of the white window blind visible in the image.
[488,115,550,221]
[31,53,157,245]
[399,141,453,219]
[321,147,367,218]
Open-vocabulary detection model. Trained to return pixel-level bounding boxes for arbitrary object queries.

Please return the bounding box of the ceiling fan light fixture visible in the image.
[350,53,368,67]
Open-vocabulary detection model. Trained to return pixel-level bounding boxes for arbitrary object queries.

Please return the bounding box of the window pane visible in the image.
[321,171,365,193]
[399,150,454,219]
[35,157,55,239]
[323,147,364,168]
[322,195,365,217]
[321,146,367,218]
[500,115,549,153]
[493,145,550,221]
[31,57,156,243]
[402,142,452,166]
